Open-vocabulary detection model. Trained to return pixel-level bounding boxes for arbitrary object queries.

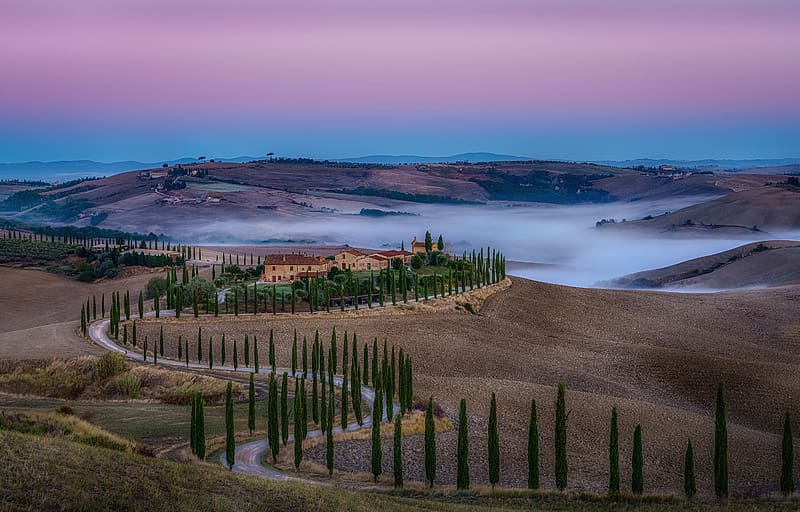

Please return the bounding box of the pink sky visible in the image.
[1,0,798,161]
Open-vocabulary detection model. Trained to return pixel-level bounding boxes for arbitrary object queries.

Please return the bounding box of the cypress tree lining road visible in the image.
[87,312,397,484]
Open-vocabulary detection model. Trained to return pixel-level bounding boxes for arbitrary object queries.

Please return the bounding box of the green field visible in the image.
[0,394,310,444]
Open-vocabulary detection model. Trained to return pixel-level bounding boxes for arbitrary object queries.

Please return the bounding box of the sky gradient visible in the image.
[1,0,798,162]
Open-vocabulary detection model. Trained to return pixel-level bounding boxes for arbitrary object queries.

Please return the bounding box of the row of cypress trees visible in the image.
[442,381,796,499]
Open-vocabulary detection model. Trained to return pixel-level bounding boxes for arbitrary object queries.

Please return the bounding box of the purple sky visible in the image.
[1,0,798,162]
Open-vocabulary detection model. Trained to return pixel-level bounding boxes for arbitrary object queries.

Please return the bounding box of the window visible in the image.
[290,266,294,271]
[272,266,275,271]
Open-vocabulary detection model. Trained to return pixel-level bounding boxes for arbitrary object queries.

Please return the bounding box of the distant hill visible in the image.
[593,157,800,171]
[601,240,800,290]
[598,184,800,236]
[334,152,535,164]
[0,156,256,181]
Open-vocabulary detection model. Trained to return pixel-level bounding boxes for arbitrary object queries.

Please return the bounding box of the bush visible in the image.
[93,353,125,381]
[411,254,423,269]
[113,375,142,399]
[145,276,168,300]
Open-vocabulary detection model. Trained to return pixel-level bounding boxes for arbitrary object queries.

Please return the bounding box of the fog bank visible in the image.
[190,195,796,288]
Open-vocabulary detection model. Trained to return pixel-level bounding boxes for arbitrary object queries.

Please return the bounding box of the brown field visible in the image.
[2,263,799,498]
[122,277,800,498]
[0,265,169,359]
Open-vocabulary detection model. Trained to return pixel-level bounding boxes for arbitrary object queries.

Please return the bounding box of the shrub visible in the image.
[93,352,125,381]
[114,375,142,399]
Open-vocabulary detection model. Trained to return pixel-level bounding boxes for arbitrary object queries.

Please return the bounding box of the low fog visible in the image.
[191,195,793,288]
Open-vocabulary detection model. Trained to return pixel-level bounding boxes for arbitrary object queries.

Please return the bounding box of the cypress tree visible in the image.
[632,425,643,495]
[225,382,235,470]
[221,333,227,367]
[372,337,378,388]
[312,371,319,424]
[302,336,308,375]
[101,293,105,318]
[609,407,620,495]
[253,335,259,373]
[528,399,540,490]
[341,355,349,430]
[132,320,137,347]
[326,390,334,477]
[294,387,303,470]
[143,336,148,362]
[363,343,369,386]
[208,335,213,369]
[196,392,206,460]
[456,398,470,490]
[292,331,297,375]
[244,335,250,367]
[269,329,275,373]
[714,381,728,501]
[159,326,164,356]
[197,326,202,362]
[138,291,143,318]
[555,380,568,491]
[122,324,128,346]
[684,438,696,499]
[233,338,239,370]
[488,392,500,489]
[190,391,197,454]
[372,387,383,482]
[393,414,403,488]
[178,334,182,360]
[248,372,256,434]
[124,290,130,320]
[425,397,436,488]
[184,337,189,367]
[331,327,337,374]
[281,373,289,446]
[351,337,362,426]
[268,374,280,462]
[320,374,327,432]
[781,409,795,495]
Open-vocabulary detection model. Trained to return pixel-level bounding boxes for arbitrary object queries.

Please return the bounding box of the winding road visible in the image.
[88,312,393,482]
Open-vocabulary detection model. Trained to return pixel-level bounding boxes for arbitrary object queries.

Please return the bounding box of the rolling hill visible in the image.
[601,240,800,290]
[599,184,800,236]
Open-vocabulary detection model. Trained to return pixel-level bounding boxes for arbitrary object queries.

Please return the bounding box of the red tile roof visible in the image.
[263,254,326,266]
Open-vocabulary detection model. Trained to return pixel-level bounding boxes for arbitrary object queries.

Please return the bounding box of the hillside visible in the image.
[3,263,800,498]
[599,184,800,236]
[601,240,800,289]
[0,160,775,238]
[5,431,798,512]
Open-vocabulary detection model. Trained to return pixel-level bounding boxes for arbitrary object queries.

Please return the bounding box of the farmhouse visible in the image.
[262,253,329,283]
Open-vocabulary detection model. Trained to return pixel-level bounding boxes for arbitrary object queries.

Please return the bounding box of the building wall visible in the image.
[263,263,329,283]
[332,251,364,270]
